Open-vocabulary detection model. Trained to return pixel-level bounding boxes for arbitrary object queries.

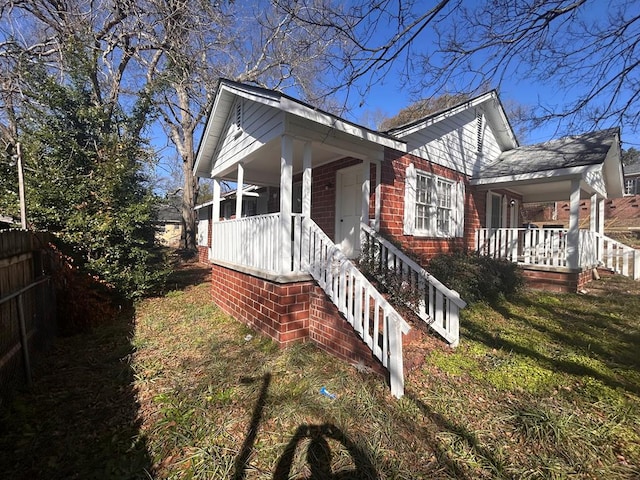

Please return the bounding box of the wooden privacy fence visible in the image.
[0,230,56,394]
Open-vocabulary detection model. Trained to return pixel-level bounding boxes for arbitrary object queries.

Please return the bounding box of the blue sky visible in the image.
[335,0,639,151]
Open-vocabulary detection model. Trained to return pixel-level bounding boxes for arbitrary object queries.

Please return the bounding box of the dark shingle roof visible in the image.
[477,128,619,178]
[625,162,640,176]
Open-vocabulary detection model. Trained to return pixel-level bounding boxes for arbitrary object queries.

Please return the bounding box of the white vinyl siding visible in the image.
[404,163,465,238]
[212,98,284,175]
[400,109,501,175]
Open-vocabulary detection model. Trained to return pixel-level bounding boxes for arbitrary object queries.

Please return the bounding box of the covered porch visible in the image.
[471,129,637,288]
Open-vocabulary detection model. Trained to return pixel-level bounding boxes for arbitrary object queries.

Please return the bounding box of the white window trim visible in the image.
[404,163,465,238]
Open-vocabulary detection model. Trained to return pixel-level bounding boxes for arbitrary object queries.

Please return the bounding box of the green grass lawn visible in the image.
[1,266,639,479]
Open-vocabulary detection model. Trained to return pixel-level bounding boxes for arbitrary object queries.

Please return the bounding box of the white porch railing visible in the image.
[475,228,639,280]
[302,218,411,398]
[475,228,569,267]
[210,213,305,273]
[360,224,466,347]
[595,232,639,280]
[210,213,411,397]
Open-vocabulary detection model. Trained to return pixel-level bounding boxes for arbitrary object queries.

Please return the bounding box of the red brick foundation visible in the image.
[197,246,209,264]
[210,263,387,377]
[521,266,595,293]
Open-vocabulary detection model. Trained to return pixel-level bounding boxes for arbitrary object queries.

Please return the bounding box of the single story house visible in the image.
[194,79,634,397]
[155,196,183,248]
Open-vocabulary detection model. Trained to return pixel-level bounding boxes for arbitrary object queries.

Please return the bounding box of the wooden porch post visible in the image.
[360,159,371,254]
[280,135,293,273]
[361,159,371,225]
[567,178,581,269]
[590,193,598,232]
[598,198,605,262]
[301,142,312,270]
[236,163,244,219]
[212,178,221,222]
[374,161,381,232]
[302,142,312,218]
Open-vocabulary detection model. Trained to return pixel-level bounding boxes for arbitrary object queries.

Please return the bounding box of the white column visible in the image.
[598,199,605,235]
[235,163,244,219]
[374,161,381,231]
[212,178,221,222]
[280,135,293,273]
[302,142,312,218]
[567,178,581,269]
[598,198,605,262]
[501,195,508,229]
[361,159,371,225]
[211,178,221,261]
[590,193,598,232]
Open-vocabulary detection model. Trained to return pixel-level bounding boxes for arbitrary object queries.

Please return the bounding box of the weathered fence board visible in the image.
[0,230,56,394]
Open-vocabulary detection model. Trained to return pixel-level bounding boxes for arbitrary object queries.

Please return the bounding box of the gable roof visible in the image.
[194,79,406,178]
[625,161,640,176]
[385,90,518,151]
[479,128,620,177]
[471,128,624,200]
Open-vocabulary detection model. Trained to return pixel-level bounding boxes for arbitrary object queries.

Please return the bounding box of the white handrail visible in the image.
[360,223,466,347]
[594,232,639,280]
[476,228,639,280]
[302,218,410,398]
[210,213,304,274]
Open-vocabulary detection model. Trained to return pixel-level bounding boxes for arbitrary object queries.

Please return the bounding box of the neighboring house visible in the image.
[156,196,183,248]
[624,161,640,195]
[0,215,16,230]
[193,79,633,397]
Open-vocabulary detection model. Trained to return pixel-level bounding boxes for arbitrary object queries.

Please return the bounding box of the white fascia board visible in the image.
[392,91,518,150]
[195,200,214,210]
[391,92,497,137]
[470,164,599,186]
[602,133,624,198]
[194,82,283,178]
[279,97,406,152]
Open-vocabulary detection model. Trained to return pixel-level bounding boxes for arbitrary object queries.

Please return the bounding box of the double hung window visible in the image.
[404,163,464,238]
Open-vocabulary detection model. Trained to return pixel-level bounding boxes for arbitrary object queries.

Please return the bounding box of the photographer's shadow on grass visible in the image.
[273,423,380,480]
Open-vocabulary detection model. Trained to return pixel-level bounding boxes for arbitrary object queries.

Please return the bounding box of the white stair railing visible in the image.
[360,223,466,347]
[301,218,411,398]
[596,233,639,280]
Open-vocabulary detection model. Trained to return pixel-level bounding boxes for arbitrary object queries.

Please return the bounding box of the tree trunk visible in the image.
[181,148,198,252]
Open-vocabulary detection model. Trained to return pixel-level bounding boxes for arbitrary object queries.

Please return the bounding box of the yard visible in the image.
[1,262,639,479]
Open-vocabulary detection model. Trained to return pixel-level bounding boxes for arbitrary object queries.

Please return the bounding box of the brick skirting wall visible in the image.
[197,246,209,264]
[210,263,387,377]
[520,266,596,293]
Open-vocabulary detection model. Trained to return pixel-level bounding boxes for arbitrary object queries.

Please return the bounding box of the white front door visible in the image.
[336,165,363,258]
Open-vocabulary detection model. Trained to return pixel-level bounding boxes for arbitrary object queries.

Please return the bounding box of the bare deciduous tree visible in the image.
[137,0,342,251]
[278,0,639,137]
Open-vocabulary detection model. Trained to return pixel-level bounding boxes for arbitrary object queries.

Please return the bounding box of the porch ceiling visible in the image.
[478,176,596,203]
[213,137,353,186]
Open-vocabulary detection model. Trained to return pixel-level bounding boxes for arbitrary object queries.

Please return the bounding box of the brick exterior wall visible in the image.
[308,287,386,376]
[298,157,362,240]
[524,196,640,230]
[295,148,508,264]
[210,264,313,345]
[378,149,494,263]
[198,246,209,263]
[210,263,387,376]
[520,267,595,293]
